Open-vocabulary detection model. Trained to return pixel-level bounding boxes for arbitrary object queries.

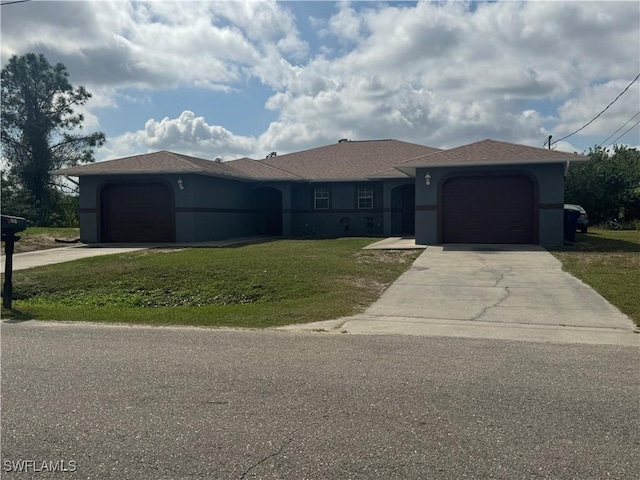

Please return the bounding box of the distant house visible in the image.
[53,139,587,246]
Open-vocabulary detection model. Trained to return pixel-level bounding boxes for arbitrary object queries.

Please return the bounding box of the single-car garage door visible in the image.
[441,175,535,244]
[101,183,174,243]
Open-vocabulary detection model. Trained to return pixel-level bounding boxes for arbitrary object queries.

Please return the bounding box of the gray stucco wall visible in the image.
[80,174,388,243]
[78,175,102,243]
[290,182,384,237]
[78,174,281,243]
[383,179,414,236]
[176,175,261,242]
[78,164,564,245]
[414,163,565,246]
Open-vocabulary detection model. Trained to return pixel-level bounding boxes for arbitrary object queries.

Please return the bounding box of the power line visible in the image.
[599,111,640,146]
[552,73,640,146]
[0,0,31,5]
[605,119,640,148]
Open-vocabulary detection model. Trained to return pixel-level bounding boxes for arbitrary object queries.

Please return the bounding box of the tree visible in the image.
[565,145,640,224]
[1,53,105,225]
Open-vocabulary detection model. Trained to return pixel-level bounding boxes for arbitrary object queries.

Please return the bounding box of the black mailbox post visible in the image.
[1,215,27,309]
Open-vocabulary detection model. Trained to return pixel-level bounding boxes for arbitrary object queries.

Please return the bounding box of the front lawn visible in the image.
[548,228,640,327]
[2,239,420,327]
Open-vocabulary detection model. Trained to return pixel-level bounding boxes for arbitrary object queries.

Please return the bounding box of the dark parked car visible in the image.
[564,204,589,233]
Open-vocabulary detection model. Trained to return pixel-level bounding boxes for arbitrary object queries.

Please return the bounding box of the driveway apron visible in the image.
[284,245,638,345]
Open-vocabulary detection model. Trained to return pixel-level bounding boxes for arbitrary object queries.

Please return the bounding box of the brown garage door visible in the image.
[101,183,174,242]
[442,175,534,244]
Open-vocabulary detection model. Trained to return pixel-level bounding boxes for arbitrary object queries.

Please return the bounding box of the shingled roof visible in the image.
[258,139,442,181]
[51,151,252,180]
[225,157,301,180]
[52,139,442,181]
[52,138,585,181]
[395,139,587,175]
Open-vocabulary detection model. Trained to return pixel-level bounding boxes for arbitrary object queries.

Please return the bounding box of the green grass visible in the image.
[1,239,420,327]
[5,230,637,329]
[548,228,640,326]
[20,227,79,237]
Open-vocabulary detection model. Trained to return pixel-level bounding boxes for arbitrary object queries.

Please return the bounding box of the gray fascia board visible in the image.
[306,178,381,183]
[394,156,588,175]
[50,168,252,181]
[395,156,588,169]
[50,167,209,176]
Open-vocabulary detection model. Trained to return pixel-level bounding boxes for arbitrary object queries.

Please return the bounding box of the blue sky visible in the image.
[2,1,639,162]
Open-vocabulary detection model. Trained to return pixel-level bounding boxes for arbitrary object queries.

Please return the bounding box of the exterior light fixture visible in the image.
[177,177,184,190]
[424,172,432,186]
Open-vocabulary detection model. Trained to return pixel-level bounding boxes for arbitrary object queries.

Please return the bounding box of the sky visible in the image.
[1,0,639,162]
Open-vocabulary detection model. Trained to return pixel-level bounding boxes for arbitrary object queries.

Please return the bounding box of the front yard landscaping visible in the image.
[549,228,640,327]
[1,238,420,327]
[3,229,638,328]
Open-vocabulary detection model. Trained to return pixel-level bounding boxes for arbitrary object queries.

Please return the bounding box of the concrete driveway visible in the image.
[0,245,147,272]
[283,245,638,346]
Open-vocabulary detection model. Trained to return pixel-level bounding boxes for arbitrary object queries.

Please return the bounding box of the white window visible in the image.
[357,187,373,209]
[314,187,329,210]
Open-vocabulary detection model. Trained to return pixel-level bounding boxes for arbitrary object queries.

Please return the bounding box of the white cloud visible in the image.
[254,1,639,153]
[2,1,638,158]
[0,0,305,91]
[555,79,640,138]
[100,111,258,161]
[324,2,366,44]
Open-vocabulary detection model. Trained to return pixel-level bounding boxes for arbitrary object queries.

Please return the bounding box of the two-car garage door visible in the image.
[441,175,535,244]
[100,183,174,243]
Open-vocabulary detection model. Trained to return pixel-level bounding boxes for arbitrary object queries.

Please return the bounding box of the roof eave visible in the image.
[50,168,254,181]
[240,176,305,183]
[50,168,207,176]
[306,177,382,183]
[365,173,411,180]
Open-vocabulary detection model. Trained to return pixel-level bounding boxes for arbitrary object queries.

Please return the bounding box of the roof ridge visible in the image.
[261,138,438,161]
[348,139,393,143]
[389,147,444,167]
[227,157,304,180]
[168,151,215,164]
[253,158,304,178]
[168,151,259,179]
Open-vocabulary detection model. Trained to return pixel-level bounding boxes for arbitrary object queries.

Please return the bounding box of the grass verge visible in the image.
[1,238,420,327]
[548,228,640,327]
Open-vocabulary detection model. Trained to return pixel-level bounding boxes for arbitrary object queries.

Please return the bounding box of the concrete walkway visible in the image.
[282,244,639,346]
[362,237,426,250]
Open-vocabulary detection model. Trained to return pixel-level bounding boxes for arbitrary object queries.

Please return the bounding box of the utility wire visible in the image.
[0,0,31,5]
[552,73,640,146]
[599,111,640,146]
[605,119,640,148]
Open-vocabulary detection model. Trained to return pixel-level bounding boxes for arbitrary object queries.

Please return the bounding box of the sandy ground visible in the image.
[2,233,81,253]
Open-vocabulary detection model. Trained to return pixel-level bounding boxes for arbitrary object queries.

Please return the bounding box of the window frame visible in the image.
[357,186,374,210]
[314,187,330,210]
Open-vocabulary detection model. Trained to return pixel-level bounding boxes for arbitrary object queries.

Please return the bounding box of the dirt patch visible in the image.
[353,250,418,264]
[136,248,186,255]
[340,276,388,296]
[3,234,81,254]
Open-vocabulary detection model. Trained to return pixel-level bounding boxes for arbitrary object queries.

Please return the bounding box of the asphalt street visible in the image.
[1,321,639,479]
